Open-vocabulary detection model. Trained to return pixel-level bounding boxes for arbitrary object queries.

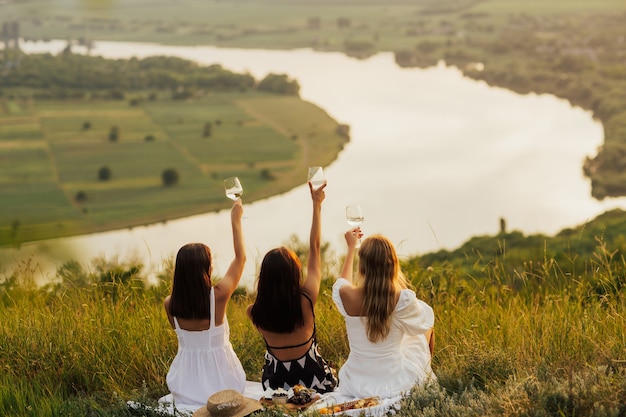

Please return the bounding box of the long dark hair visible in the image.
[250,247,304,333]
[169,243,212,319]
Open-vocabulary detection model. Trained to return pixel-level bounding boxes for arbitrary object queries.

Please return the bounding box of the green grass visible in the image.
[0,236,624,416]
[0,93,347,246]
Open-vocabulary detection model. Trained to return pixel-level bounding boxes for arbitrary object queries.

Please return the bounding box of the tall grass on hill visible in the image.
[1,239,625,416]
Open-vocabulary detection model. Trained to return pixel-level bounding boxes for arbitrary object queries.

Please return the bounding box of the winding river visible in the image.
[2,39,626,287]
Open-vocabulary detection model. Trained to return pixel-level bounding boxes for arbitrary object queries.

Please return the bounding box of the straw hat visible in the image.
[193,390,263,417]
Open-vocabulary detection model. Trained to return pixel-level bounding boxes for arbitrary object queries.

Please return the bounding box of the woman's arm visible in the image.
[163,295,175,328]
[339,227,361,284]
[214,199,246,299]
[301,181,326,304]
[426,328,435,356]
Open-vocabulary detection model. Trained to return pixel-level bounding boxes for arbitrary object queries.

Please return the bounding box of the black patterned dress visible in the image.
[260,295,338,393]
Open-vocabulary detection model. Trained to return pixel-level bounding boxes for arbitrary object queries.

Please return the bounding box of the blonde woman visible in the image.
[332,228,435,399]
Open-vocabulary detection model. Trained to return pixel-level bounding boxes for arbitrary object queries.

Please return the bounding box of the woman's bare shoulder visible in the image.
[340,285,363,316]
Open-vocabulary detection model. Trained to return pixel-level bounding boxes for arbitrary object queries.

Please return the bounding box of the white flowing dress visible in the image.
[332,278,436,399]
[164,289,246,410]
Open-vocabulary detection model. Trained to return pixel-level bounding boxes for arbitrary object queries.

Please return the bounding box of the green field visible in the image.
[0,93,348,246]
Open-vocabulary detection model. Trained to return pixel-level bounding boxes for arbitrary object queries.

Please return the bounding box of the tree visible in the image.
[203,122,212,138]
[260,168,274,180]
[162,168,179,186]
[98,166,111,181]
[338,17,351,29]
[75,190,87,203]
[109,90,124,100]
[10,219,20,241]
[108,126,119,142]
[336,124,350,139]
[82,121,91,130]
[257,74,300,96]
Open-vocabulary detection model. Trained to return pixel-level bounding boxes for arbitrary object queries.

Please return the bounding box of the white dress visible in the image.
[165,289,246,410]
[332,278,436,398]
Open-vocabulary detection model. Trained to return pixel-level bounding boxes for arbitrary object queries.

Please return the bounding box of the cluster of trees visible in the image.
[0,51,300,97]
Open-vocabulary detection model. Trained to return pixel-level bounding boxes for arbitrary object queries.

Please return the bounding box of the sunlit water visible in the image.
[2,39,626,288]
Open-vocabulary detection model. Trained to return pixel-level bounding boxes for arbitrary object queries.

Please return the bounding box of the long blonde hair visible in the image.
[358,235,408,343]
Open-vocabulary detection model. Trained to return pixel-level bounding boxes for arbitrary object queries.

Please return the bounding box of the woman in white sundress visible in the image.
[332,228,436,399]
[162,198,246,411]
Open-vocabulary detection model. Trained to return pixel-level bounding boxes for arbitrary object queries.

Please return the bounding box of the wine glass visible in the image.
[307,166,325,190]
[346,204,364,247]
[224,176,243,200]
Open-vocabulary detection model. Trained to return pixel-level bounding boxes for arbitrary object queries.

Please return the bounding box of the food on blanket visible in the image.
[272,388,289,404]
[318,397,380,414]
[288,384,317,405]
[260,386,320,409]
[318,406,341,414]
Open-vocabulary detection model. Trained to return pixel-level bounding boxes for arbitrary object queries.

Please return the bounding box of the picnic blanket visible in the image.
[129,381,402,416]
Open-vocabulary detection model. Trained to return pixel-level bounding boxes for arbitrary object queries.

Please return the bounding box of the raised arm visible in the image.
[339,227,361,284]
[214,198,246,298]
[301,181,326,304]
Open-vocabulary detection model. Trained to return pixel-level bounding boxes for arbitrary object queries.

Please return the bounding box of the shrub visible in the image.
[75,190,87,203]
[108,126,119,142]
[98,166,111,181]
[162,168,179,186]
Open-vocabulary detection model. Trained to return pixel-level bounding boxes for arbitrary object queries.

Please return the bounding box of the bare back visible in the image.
[247,294,316,361]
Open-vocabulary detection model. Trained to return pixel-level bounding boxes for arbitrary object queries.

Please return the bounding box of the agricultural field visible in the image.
[0,93,348,246]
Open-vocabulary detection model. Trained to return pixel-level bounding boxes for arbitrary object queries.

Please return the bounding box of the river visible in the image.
[2,39,625,287]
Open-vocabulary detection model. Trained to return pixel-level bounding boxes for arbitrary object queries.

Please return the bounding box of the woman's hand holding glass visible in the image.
[344,227,362,249]
[309,179,327,204]
[346,204,364,248]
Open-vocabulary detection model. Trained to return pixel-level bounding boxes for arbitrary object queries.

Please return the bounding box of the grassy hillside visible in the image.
[0,231,624,416]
